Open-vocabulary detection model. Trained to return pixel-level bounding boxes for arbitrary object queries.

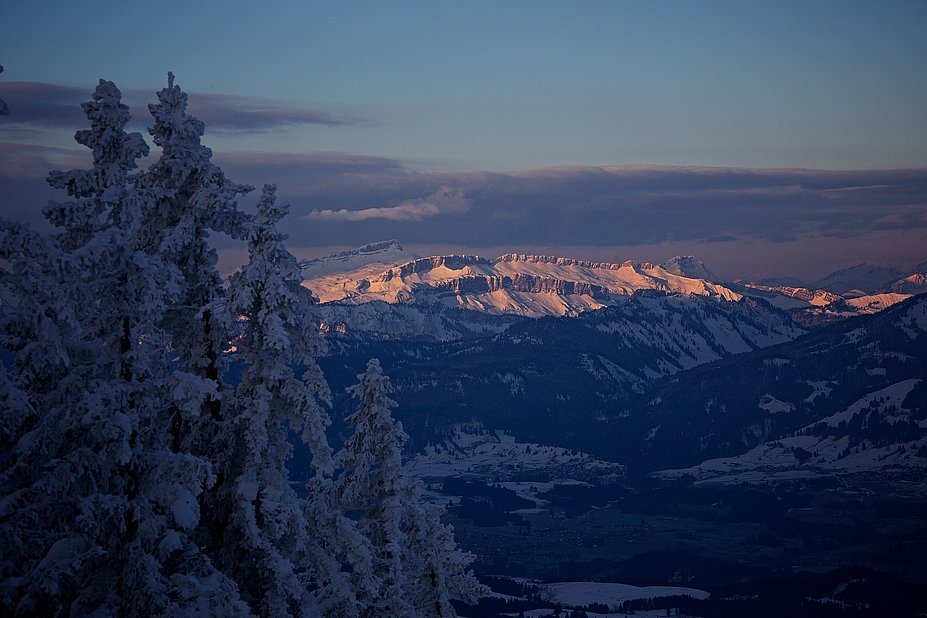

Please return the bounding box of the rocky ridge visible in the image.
[301,242,927,339]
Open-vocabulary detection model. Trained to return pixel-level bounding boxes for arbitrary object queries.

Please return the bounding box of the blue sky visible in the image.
[2,1,926,278]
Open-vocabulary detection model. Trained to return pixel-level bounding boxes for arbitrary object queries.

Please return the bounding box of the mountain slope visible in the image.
[316,300,522,341]
[662,378,925,483]
[738,284,914,328]
[315,290,926,489]
[635,295,927,471]
[319,292,804,453]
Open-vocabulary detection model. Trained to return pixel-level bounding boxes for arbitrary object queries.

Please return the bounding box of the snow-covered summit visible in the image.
[811,263,903,295]
[299,240,418,304]
[300,239,414,278]
[660,255,717,281]
[891,273,927,294]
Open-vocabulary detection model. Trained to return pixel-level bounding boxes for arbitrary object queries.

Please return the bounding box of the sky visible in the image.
[1,0,926,280]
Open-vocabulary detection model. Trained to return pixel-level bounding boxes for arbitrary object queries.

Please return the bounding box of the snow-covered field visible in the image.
[405,429,622,504]
[469,580,710,617]
[539,581,710,607]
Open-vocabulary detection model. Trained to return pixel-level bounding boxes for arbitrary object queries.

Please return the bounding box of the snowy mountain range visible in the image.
[304,244,739,315]
[302,241,927,339]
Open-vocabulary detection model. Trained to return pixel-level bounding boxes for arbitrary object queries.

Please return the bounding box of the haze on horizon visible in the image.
[2,0,926,281]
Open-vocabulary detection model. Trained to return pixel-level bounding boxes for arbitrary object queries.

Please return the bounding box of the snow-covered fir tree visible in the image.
[135,73,252,458]
[0,80,249,616]
[221,184,359,615]
[402,501,487,617]
[132,75,260,580]
[335,359,485,617]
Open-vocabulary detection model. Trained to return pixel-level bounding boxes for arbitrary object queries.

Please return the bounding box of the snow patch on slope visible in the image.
[815,379,920,428]
[759,394,794,415]
[804,381,833,403]
[844,293,911,314]
[539,581,710,608]
[405,429,622,489]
